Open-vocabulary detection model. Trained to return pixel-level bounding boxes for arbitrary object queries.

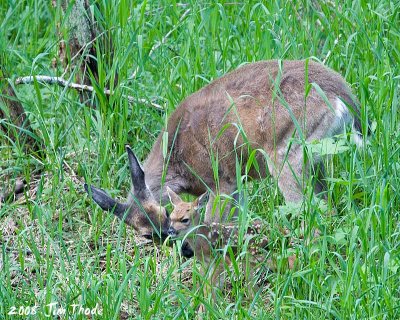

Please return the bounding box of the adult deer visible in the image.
[85,59,362,240]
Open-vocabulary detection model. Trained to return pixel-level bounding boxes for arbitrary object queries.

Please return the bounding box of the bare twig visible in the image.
[14,75,163,110]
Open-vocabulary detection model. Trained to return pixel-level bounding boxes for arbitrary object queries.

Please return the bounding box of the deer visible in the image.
[166,187,285,311]
[85,59,363,247]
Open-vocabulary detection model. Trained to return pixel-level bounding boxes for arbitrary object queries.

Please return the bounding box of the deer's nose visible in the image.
[168,226,177,237]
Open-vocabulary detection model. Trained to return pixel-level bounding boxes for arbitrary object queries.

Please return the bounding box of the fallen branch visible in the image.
[15,75,163,110]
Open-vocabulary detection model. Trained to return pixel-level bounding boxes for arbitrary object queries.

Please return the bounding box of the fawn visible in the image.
[166,187,281,309]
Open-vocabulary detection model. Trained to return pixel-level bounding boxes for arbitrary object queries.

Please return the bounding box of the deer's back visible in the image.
[166,60,357,191]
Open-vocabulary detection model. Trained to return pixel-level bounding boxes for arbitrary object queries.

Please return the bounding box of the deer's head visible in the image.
[167,187,208,238]
[85,146,169,241]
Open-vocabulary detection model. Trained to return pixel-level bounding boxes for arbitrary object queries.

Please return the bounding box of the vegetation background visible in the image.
[0,0,399,319]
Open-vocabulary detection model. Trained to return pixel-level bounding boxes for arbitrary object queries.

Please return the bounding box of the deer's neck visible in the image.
[144,134,189,204]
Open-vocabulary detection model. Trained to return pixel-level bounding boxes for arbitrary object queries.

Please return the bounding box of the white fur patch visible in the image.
[332,97,364,148]
[335,98,348,118]
[337,98,365,148]
[352,129,363,148]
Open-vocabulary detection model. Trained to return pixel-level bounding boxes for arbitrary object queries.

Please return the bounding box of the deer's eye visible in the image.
[180,218,190,224]
[143,234,153,240]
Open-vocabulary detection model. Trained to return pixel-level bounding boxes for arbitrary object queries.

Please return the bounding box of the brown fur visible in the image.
[144,60,360,223]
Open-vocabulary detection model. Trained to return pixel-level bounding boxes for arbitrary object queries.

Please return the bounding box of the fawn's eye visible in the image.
[180,218,190,224]
[143,234,153,240]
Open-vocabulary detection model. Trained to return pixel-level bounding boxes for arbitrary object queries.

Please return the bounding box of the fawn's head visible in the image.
[85,146,169,241]
[167,187,208,238]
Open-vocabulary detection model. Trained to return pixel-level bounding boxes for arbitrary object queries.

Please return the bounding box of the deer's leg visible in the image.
[269,142,328,203]
[268,145,305,203]
[269,145,323,242]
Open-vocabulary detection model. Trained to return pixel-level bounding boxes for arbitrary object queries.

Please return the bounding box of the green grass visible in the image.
[1,0,399,319]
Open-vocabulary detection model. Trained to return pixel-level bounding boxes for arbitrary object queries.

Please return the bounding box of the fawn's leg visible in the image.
[198,256,230,314]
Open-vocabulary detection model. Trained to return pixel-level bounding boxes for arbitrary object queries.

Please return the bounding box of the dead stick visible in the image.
[14,75,163,110]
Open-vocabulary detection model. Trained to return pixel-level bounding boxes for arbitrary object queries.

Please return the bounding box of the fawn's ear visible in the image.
[194,192,209,211]
[166,187,182,207]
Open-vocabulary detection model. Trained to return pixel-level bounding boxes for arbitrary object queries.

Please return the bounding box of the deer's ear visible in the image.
[166,187,182,207]
[126,145,154,202]
[126,145,146,193]
[84,184,128,215]
[194,192,209,211]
